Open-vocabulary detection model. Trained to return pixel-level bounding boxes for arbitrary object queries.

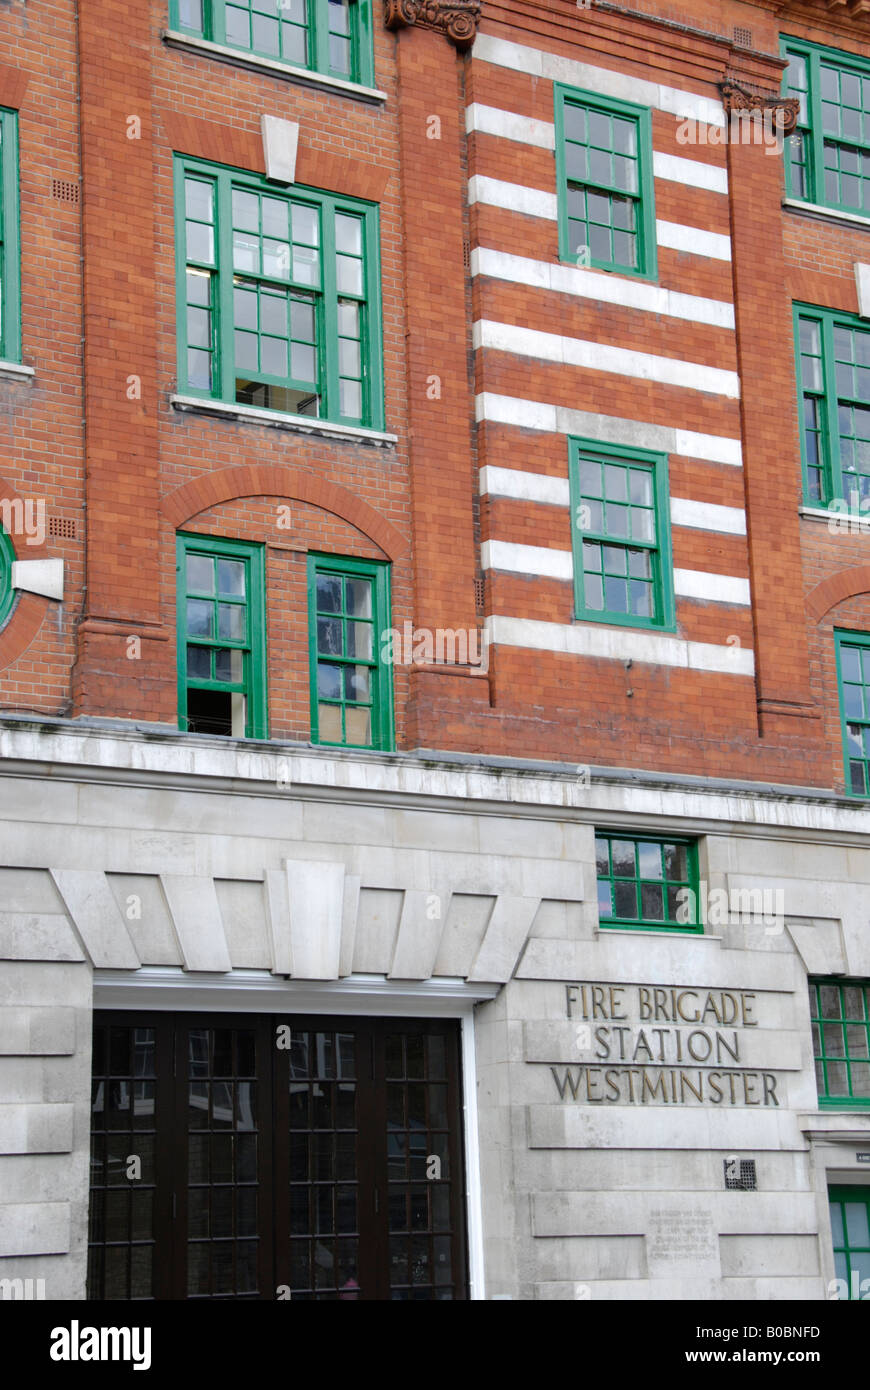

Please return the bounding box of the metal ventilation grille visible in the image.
[724,1158,757,1190]
[474,576,485,610]
[51,179,80,204]
[49,517,77,539]
[733,27,752,48]
[463,239,471,271]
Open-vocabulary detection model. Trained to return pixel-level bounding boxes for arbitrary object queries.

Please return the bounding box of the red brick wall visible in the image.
[0,5,84,716]
[3,0,870,792]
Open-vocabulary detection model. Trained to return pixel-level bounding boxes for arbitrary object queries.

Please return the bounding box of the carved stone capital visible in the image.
[383,0,481,52]
[720,80,800,136]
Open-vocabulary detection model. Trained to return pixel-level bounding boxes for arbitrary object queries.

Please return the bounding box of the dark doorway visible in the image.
[87,1012,468,1300]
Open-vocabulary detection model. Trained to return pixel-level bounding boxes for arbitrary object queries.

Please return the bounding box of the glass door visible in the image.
[88,1012,468,1301]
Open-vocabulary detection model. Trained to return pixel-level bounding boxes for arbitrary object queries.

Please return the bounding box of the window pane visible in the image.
[187,554,214,593]
[335,215,361,256]
[344,706,372,745]
[214,648,244,683]
[317,617,342,654]
[640,883,664,920]
[613,881,637,918]
[187,222,214,264]
[845,1202,870,1247]
[584,573,603,609]
[345,666,371,702]
[291,342,316,382]
[218,560,246,597]
[347,622,373,659]
[318,703,343,742]
[262,337,289,375]
[340,379,362,417]
[663,844,687,879]
[234,286,258,330]
[187,645,211,680]
[317,664,342,700]
[637,842,662,879]
[186,179,214,222]
[336,255,362,296]
[187,599,214,637]
[232,190,259,232]
[317,575,342,612]
[233,231,259,273]
[218,604,245,640]
[293,246,319,285]
[611,840,635,876]
[345,579,372,618]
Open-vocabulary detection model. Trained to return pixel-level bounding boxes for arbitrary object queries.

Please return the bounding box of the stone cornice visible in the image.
[3,716,870,834]
[383,0,481,51]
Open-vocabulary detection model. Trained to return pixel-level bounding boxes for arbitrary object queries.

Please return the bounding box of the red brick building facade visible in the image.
[3,0,870,1305]
[0,0,869,792]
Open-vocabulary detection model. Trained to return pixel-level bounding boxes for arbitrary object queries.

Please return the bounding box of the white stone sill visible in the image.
[782,198,870,232]
[0,360,34,379]
[596,926,722,942]
[170,393,397,447]
[162,30,388,104]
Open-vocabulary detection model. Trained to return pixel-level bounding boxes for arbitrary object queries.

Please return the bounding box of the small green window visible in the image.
[829,1188,870,1298]
[569,438,674,629]
[810,979,870,1106]
[554,84,656,278]
[835,629,870,795]
[595,833,700,931]
[0,107,21,363]
[177,533,267,738]
[171,0,375,87]
[308,553,392,750]
[0,523,16,626]
[794,304,870,510]
[782,36,870,218]
[175,156,383,429]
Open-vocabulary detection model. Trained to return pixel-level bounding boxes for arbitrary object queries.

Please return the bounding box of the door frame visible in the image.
[93,968,498,1300]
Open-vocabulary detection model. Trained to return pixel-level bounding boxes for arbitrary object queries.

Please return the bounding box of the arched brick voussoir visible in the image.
[807,566,870,622]
[160,466,410,560]
[0,592,49,672]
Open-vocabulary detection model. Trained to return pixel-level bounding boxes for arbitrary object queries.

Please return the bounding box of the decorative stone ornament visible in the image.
[719,79,800,137]
[383,0,481,52]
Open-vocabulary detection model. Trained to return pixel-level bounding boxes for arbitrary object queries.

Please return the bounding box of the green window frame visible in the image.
[175,156,384,430]
[794,303,870,510]
[0,523,16,627]
[782,36,870,218]
[554,84,657,279]
[308,553,393,750]
[595,832,700,932]
[810,978,870,1107]
[0,107,21,363]
[829,1188,870,1297]
[170,0,375,87]
[835,630,870,797]
[177,533,267,739]
[568,437,675,630]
